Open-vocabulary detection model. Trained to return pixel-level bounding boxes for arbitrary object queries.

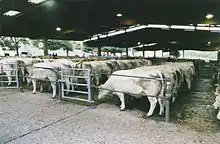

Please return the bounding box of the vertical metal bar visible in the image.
[87,69,92,103]
[165,97,170,122]
[16,63,19,89]
[61,69,64,99]
[18,63,24,92]
[165,81,171,122]
[58,75,62,100]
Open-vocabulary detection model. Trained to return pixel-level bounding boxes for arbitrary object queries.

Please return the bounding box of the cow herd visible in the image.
[98,62,195,117]
[0,56,220,120]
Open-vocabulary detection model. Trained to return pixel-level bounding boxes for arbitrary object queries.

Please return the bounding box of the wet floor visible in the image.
[171,66,220,132]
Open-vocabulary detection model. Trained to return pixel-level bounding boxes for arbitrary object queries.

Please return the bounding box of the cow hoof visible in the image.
[159,113,163,116]
[146,114,153,117]
[120,108,125,111]
[32,92,36,94]
[140,114,146,119]
[52,96,56,99]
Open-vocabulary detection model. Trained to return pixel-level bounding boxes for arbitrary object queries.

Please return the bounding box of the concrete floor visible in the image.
[0,89,220,144]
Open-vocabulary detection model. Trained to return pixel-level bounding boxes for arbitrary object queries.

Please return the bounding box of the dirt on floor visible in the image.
[0,89,220,144]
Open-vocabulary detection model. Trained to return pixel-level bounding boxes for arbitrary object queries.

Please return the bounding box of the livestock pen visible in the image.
[0,57,219,128]
[0,57,194,122]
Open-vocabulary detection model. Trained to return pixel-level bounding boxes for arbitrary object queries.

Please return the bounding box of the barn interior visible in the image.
[1,0,220,132]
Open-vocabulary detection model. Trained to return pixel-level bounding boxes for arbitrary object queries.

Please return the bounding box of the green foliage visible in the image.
[48,40,72,51]
[30,40,42,48]
[0,36,29,55]
[0,37,14,49]
[103,47,124,53]
[83,47,93,53]
[170,49,180,58]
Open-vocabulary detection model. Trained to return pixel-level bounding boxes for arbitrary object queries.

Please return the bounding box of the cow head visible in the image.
[97,84,110,99]
[213,94,220,110]
[217,111,220,120]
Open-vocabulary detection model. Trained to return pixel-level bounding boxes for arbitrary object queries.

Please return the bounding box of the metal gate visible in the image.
[0,62,20,89]
[60,68,93,103]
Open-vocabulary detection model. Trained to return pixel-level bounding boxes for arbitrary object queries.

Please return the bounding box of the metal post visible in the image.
[162,50,164,58]
[154,50,156,58]
[165,81,171,122]
[16,63,23,92]
[126,48,129,58]
[43,38,48,56]
[165,97,170,122]
[61,69,64,99]
[58,75,62,100]
[218,51,220,62]
[98,47,101,57]
[142,51,145,57]
[183,50,185,59]
[87,69,92,103]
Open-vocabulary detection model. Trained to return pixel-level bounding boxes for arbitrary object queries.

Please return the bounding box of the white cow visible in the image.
[75,59,152,86]
[27,59,83,98]
[98,62,195,117]
[98,68,166,116]
[213,92,220,120]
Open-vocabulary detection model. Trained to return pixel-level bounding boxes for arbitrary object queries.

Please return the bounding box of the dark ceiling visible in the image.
[1,0,220,50]
[86,28,220,51]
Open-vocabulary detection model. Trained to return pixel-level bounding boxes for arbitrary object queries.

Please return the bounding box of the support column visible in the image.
[97,46,101,57]
[126,48,129,58]
[142,50,145,57]
[0,23,2,34]
[183,50,185,59]
[154,50,156,58]
[218,51,220,62]
[162,50,164,58]
[43,38,48,56]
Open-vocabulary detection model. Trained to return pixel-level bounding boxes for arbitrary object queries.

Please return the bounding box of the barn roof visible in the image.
[1,0,220,51]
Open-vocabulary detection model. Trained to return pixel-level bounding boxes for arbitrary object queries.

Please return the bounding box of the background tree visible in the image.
[103,47,124,56]
[47,40,73,56]
[30,39,42,48]
[0,36,29,56]
[170,49,180,58]
[83,47,93,53]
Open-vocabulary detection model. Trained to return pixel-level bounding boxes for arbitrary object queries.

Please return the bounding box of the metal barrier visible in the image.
[0,62,20,89]
[94,72,172,122]
[60,68,93,103]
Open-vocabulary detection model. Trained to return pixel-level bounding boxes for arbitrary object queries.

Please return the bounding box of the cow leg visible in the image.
[50,82,56,98]
[32,79,37,94]
[7,75,12,86]
[70,78,74,90]
[5,71,12,86]
[95,76,100,86]
[116,92,125,111]
[158,98,164,115]
[146,96,157,117]
[64,77,70,95]
[40,81,43,92]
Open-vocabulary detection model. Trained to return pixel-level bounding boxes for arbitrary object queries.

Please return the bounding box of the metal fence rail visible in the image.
[60,68,93,103]
[0,62,20,89]
[2,64,192,123]
[19,66,173,122]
